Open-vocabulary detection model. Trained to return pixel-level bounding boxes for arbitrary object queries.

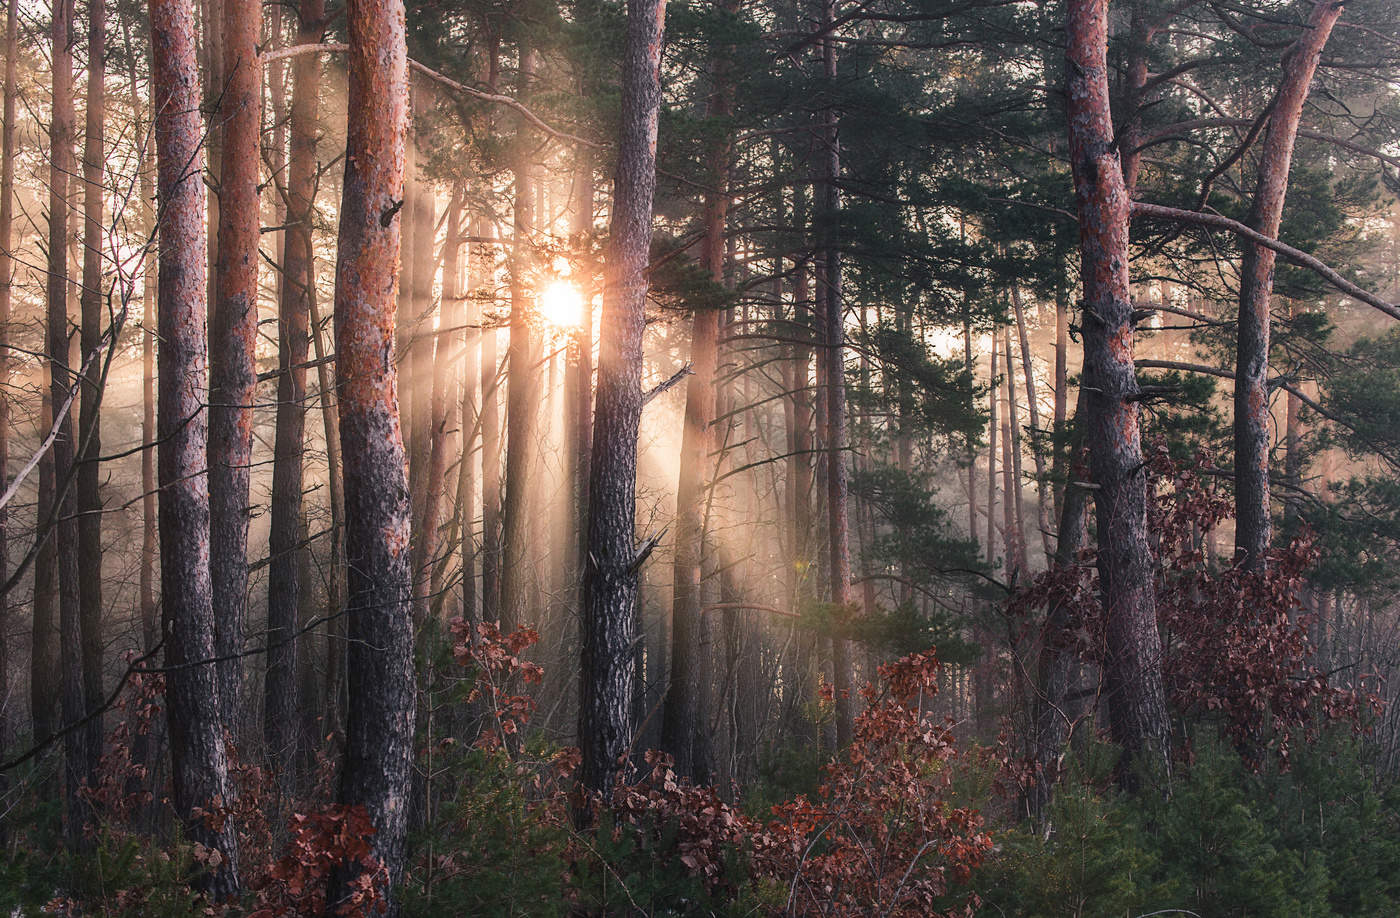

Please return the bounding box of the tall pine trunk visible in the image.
[579,0,667,805]
[662,9,733,781]
[329,0,416,899]
[264,0,323,785]
[77,0,106,752]
[49,0,97,845]
[208,0,261,729]
[1064,0,1169,781]
[0,0,12,804]
[501,45,541,633]
[1233,1,1341,569]
[150,0,241,890]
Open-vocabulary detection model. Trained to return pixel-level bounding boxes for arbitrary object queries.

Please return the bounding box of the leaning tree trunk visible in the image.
[1064,0,1169,783]
[264,0,322,788]
[150,0,242,892]
[208,0,261,731]
[1233,0,1342,570]
[49,0,97,846]
[328,0,416,902]
[76,0,106,752]
[578,0,667,808]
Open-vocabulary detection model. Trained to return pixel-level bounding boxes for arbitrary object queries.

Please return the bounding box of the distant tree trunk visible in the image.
[328,0,416,899]
[565,134,593,630]
[1002,334,1028,577]
[76,0,106,754]
[135,62,159,664]
[208,0,261,730]
[578,0,667,805]
[1233,0,1341,570]
[405,173,436,535]
[1051,285,1069,522]
[1064,0,1169,781]
[501,45,541,633]
[32,396,60,746]
[818,0,854,749]
[150,0,242,891]
[264,0,322,787]
[985,329,998,564]
[663,8,733,781]
[414,191,462,621]
[478,36,502,628]
[1011,286,1052,564]
[49,0,96,845]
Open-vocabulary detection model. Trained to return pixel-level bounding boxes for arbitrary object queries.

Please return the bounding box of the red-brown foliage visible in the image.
[1012,446,1380,769]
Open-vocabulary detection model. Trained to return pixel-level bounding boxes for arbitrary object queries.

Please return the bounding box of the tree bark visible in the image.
[501,45,542,633]
[264,0,322,787]
[329,0,416,899]
[818,0,854,749]
[1233,1,1341,570]
[208,0,261,731]
[77,0,106,755]
[662,5,733,781]
[49,0,97,845]
[150,0,241,890]
[413,191,462,621]
[1011,286,1053,564]
[1065,0,1169,782]
[1002,332,1028,577]
[0,0,14,781]
[578,0,667,805]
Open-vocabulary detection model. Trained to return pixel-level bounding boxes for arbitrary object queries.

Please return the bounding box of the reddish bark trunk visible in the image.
[150,0,241,890]
[1233,1,1341,569]
[1065,0,1169,779]
[578,0,667,804]
[329,0,416,898]
[208,0,261,729]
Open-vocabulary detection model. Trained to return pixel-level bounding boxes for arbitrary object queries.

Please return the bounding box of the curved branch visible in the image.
[1132,201,1400,321]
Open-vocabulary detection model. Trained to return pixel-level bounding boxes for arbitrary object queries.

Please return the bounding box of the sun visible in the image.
[538,279,585,329]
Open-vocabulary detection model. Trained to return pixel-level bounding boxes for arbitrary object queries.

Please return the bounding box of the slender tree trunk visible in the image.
[985,329,998,564]
[413,192,462,621]
[501,45,542,632]
[207,0,261,731]
[76,0,106,754]
[0,0,15,780]
[264,0,322,786]
[663,9,733,781]
[1233,1,1341,569]
[1051,285,1069,522]
[1065,0,1169,780]
[817,0,853,749]
[1011,286,1053,564]
[151,0,241,890]
[32,391,60,746]
[578,0,667,805]
[1003,333,1028,576]
[329,0,416,899]
[49,0,96,845]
